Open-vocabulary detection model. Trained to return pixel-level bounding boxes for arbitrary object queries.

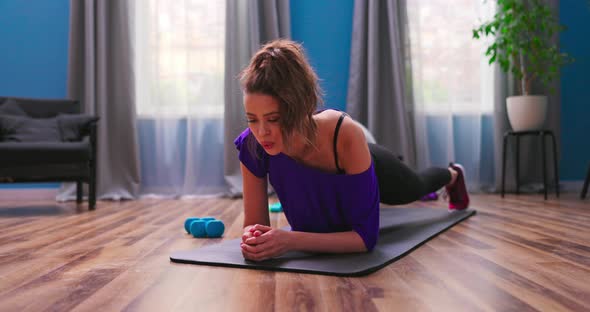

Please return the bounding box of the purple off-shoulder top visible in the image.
[234,128,380,251]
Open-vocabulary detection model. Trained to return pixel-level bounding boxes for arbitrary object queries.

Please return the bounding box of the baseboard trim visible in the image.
[560,180,584,193]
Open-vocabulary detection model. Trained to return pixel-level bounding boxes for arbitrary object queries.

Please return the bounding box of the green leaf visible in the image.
[470,0,573,84]
[489,54,497,65]
[473,29,480,39]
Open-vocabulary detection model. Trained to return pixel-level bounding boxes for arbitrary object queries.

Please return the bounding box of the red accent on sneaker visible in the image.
[446,163,470,211]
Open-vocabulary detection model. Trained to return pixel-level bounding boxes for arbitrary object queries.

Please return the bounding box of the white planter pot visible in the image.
[506,95,548,131]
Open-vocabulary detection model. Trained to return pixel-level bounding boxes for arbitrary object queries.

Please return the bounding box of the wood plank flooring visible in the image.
[0,192,588,311]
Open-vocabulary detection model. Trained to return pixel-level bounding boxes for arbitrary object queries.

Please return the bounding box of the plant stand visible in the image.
[501,130,559,200]
[582,163,590,199]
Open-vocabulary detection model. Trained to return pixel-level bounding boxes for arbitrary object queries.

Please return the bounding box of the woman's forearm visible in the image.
[287,230,367,253]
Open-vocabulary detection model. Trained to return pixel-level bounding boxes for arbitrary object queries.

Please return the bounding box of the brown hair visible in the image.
[240,39,323,153]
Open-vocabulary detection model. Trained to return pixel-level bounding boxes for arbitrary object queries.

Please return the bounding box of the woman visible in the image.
[235,39,469,262]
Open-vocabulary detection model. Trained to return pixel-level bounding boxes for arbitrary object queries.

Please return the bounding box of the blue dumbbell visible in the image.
[184,217,215,234]
[190,220,208,238]
[269,202,282,213]
[205,220,225,238]
[186,217,224,238]
[184,217,200,233]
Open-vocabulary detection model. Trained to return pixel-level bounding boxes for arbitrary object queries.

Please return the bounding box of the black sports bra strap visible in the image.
[333,112,348,174]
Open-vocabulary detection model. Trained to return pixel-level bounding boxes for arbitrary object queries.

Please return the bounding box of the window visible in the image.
[407,0,495,114]
[134,0,225,117]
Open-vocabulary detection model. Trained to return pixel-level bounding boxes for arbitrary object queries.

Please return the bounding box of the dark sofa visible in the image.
[0,97,98,209]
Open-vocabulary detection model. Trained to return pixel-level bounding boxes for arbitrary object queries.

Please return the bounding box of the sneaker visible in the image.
[445,163,470,211]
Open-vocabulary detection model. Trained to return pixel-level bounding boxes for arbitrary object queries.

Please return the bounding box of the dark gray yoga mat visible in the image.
[170,207,476,276]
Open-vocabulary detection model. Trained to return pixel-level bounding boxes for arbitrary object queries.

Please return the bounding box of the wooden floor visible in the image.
[0,191,588,311]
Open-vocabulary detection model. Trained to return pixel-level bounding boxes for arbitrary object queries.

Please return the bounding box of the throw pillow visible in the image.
[0,115,61,142]
[57,114,99,141]
[0,98,28,116]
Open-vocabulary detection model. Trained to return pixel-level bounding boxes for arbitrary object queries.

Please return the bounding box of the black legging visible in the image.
[368,143,451,205]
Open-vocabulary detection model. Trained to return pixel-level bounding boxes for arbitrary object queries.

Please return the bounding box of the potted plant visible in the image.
[472,0,571,131]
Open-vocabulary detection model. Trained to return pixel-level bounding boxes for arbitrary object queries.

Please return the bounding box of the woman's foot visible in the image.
[445,163,470,211]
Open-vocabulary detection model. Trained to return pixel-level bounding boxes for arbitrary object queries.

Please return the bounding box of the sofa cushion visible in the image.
[0,141,91,165]
[5,97,79,118]
[0,99,28,116]
[58,114,99,141]
[0,115,61,142]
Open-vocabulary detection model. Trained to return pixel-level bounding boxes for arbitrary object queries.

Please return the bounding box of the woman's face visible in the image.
[244,93,283,155]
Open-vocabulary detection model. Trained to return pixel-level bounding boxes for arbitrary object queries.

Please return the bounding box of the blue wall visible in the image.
[0,0,69,98]
[560,0,590,180]
[290,0,354,111]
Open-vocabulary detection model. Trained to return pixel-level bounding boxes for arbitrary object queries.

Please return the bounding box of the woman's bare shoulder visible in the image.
[314,110,371,174]
[339,118,371,174]
[314,109,343,122]
[314,109,363,143]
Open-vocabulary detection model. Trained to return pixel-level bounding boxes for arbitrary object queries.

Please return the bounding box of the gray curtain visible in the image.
[493,0,561,193]
[224,0,291,196]
[63,0,140,200]
[347,0,416,167]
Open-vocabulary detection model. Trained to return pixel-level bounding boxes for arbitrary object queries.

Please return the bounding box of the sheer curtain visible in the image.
[133,0,227,197]
[407,0,496,191]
